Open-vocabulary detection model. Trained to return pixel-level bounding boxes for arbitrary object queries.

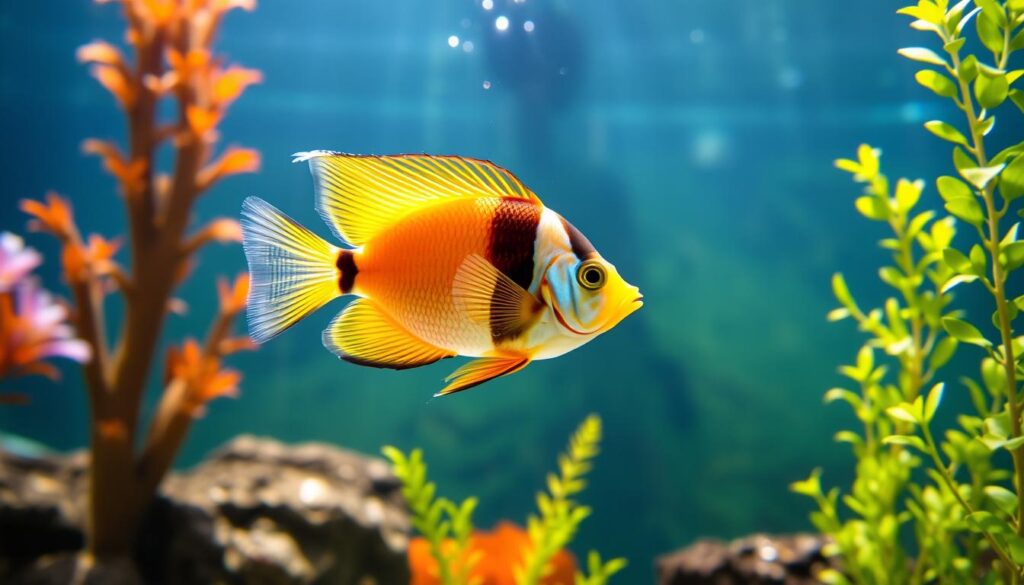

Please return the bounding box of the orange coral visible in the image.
[409,522,577,585]
[213,66,263,107]
[21,192,75,238]
[5,0,263,561]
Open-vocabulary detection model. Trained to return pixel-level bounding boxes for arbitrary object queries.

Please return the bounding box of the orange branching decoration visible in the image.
[9,0,261,560]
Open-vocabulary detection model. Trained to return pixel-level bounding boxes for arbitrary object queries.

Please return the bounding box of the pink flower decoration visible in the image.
[0,237,91,380]
[0,232,42,293]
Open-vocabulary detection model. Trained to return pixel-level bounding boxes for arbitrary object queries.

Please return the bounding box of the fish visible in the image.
[240,152,643,396]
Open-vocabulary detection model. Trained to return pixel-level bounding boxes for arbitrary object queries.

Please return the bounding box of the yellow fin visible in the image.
[241,197,341,343]
[437,356,530,396]
[322,299,455,369]
[293,151,541,247]
[452,254,542,340]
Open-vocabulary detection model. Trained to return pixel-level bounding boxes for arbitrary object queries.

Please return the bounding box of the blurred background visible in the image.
[2,0,1019,581]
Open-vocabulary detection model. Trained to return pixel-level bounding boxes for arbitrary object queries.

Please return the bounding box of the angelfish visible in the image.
[241,152,643,395]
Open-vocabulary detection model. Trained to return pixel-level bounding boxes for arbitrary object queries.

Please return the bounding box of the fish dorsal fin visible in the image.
[322,299,455,369]
[294,151,541,247]
[452,254,543,341]
[437,356,530,396]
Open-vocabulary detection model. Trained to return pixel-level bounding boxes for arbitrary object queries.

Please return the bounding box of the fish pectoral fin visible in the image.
[452,254,543,339]
[323,299,455,369]
[437,356,531,396]
[295,151,541,247]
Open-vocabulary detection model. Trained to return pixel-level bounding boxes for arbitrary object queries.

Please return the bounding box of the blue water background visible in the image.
[2,0,1021,581]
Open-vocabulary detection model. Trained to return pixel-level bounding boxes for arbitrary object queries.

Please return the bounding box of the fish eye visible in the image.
[576,260,606,290]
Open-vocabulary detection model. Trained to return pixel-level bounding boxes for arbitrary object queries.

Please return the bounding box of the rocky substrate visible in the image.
[0,435,410,584]
[656,533,833,585]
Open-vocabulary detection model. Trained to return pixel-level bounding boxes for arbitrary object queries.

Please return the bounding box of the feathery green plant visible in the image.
[382,446,478,585]
[793,1,1024,583]
[383,414,626,585]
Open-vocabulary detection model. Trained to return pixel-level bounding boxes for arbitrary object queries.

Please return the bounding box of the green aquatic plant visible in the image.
[794,0,1024,583]
[383,446,479,585]
[383,414,626,585]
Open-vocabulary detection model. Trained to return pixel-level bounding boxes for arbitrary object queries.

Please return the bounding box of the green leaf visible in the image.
[929,337,958,371]
[967,510,1013,535]
[962,164,1006,190]
[898,47,948,66]
[1013,26,1024,51]
[897,4,945,24]
[970,243,987,274]
[986,412,1011,438]
[977,11,1005,52]
[1001,155,1024,201]
[954,146,976,172]
[790,469,823,497]
[942,317,991,346]
[856,195,890,220]
[826,307,850,322]
[883,434,927,451]
[916,70,959,98]
[937,175,973,201]
[924,120,969,145]
[824,387,863,409]
[834,430,863,446]
[941,273,979,293]
[943,247,972,272]
[982,358,1007,397]
[959,54,979,83]
[945,197,984,225]
[887,403,921,424]
[924,383,944,421]
[879,266,903,287]
[1007,535,1024,564]
[832,273,856,310]
[834,158,861,174]
[1011,89,1024,115]
[976,72,1010,109]
[1004,241,1024,271]
[895,178,922,211]
[944,37,967,55]
[908,210,935,238]
[974,9,1007,51]
[857,144,879,177]
[976,0,1007,26]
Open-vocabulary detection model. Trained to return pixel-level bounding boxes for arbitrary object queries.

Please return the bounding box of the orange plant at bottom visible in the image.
[409,522,576,585]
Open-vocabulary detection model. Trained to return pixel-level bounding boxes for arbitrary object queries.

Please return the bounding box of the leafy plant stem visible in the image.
[921,416,1016,574]
[948,38,1024,542]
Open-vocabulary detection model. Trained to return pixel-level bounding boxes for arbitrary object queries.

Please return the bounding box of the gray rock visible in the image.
[0,435,411,585]
[656,533,833,585]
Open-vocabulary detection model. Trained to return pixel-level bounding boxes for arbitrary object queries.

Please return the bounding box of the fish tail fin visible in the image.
[241,196,344,344]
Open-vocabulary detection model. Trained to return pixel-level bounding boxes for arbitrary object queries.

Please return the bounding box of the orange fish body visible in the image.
[241,152,642,395]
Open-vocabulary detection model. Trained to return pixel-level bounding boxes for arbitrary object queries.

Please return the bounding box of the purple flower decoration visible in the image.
[0,232,42,293]
[0,233,91,380]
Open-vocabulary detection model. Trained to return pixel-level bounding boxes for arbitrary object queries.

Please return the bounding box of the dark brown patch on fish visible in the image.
[487,199,541,341]
[559,215,597,260]
[337,249,358,294]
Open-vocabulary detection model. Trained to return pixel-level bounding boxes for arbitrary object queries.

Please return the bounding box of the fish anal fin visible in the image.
[453,254,543,340]
[295,151,540,247]
[323,299,454,370]
[437,356,530,396]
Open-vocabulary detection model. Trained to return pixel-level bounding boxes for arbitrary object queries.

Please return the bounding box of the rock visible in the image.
[0,435,411,585]
[656,533,832,585]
